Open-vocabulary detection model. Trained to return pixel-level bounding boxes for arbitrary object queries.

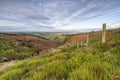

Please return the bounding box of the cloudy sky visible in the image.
[0,0,120,32]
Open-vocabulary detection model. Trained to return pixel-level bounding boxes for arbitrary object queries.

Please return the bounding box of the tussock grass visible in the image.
[0,31,120,80]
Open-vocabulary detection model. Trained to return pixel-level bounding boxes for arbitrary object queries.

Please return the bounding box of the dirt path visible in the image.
[0,61,16,70]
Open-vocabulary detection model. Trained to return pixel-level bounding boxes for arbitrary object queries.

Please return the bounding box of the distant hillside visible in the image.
[52,28,120,45]
[53,35,66,45]
[31,32,60,40]
[63,28,120,44]
[0,33,57,62]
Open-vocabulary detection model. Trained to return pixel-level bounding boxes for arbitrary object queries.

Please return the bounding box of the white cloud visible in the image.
[0,0,120,31]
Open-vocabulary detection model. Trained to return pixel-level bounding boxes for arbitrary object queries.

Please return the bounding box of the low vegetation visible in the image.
[0,29,120,80]
[0,38,36,62]
[0,33,57,62]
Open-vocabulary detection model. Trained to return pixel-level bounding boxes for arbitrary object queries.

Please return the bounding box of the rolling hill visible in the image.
[0,33,57,62]
[0,28,120,80]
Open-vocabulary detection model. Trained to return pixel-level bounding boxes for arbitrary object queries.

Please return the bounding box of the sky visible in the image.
[0,0,120,32]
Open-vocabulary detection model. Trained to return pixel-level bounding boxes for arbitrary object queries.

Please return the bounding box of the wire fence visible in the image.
[107,20,120,29]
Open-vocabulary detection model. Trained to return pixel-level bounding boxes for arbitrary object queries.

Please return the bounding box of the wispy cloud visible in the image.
[65,0,120,22]
[0,0,120,31]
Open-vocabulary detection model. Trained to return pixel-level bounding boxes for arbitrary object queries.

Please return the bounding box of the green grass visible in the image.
[0,30,120,80]
[0,69,24,80]
[0,38,36,62]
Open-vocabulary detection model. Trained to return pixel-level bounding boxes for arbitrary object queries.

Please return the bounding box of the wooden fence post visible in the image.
[102,23,106,44]
[81,41,83,47]
[77,41,79,49]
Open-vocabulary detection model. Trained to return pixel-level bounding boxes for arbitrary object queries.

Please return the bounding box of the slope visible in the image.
[0,33,57,62]
[0,28,120,80]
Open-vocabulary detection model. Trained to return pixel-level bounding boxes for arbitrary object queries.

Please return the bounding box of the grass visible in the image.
[0,38,36,62]
[0,30,120,80]
[0,69,24,80]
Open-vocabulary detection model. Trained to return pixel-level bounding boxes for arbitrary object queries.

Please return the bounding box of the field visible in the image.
[0,28,120,80]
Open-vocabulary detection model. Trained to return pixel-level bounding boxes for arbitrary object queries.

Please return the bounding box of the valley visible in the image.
[0,28,120,80]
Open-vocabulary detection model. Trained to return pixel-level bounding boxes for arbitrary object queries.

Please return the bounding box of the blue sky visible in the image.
[0,0,120,32]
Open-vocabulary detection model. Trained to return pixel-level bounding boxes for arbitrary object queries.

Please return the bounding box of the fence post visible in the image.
[77,41,79,49]
[81,41,83,47]
[86,34,89,46]
[102,23,106,44]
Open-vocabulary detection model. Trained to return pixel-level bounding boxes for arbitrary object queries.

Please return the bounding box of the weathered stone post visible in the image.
[102,23,106,44]
[86,34,89,46]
